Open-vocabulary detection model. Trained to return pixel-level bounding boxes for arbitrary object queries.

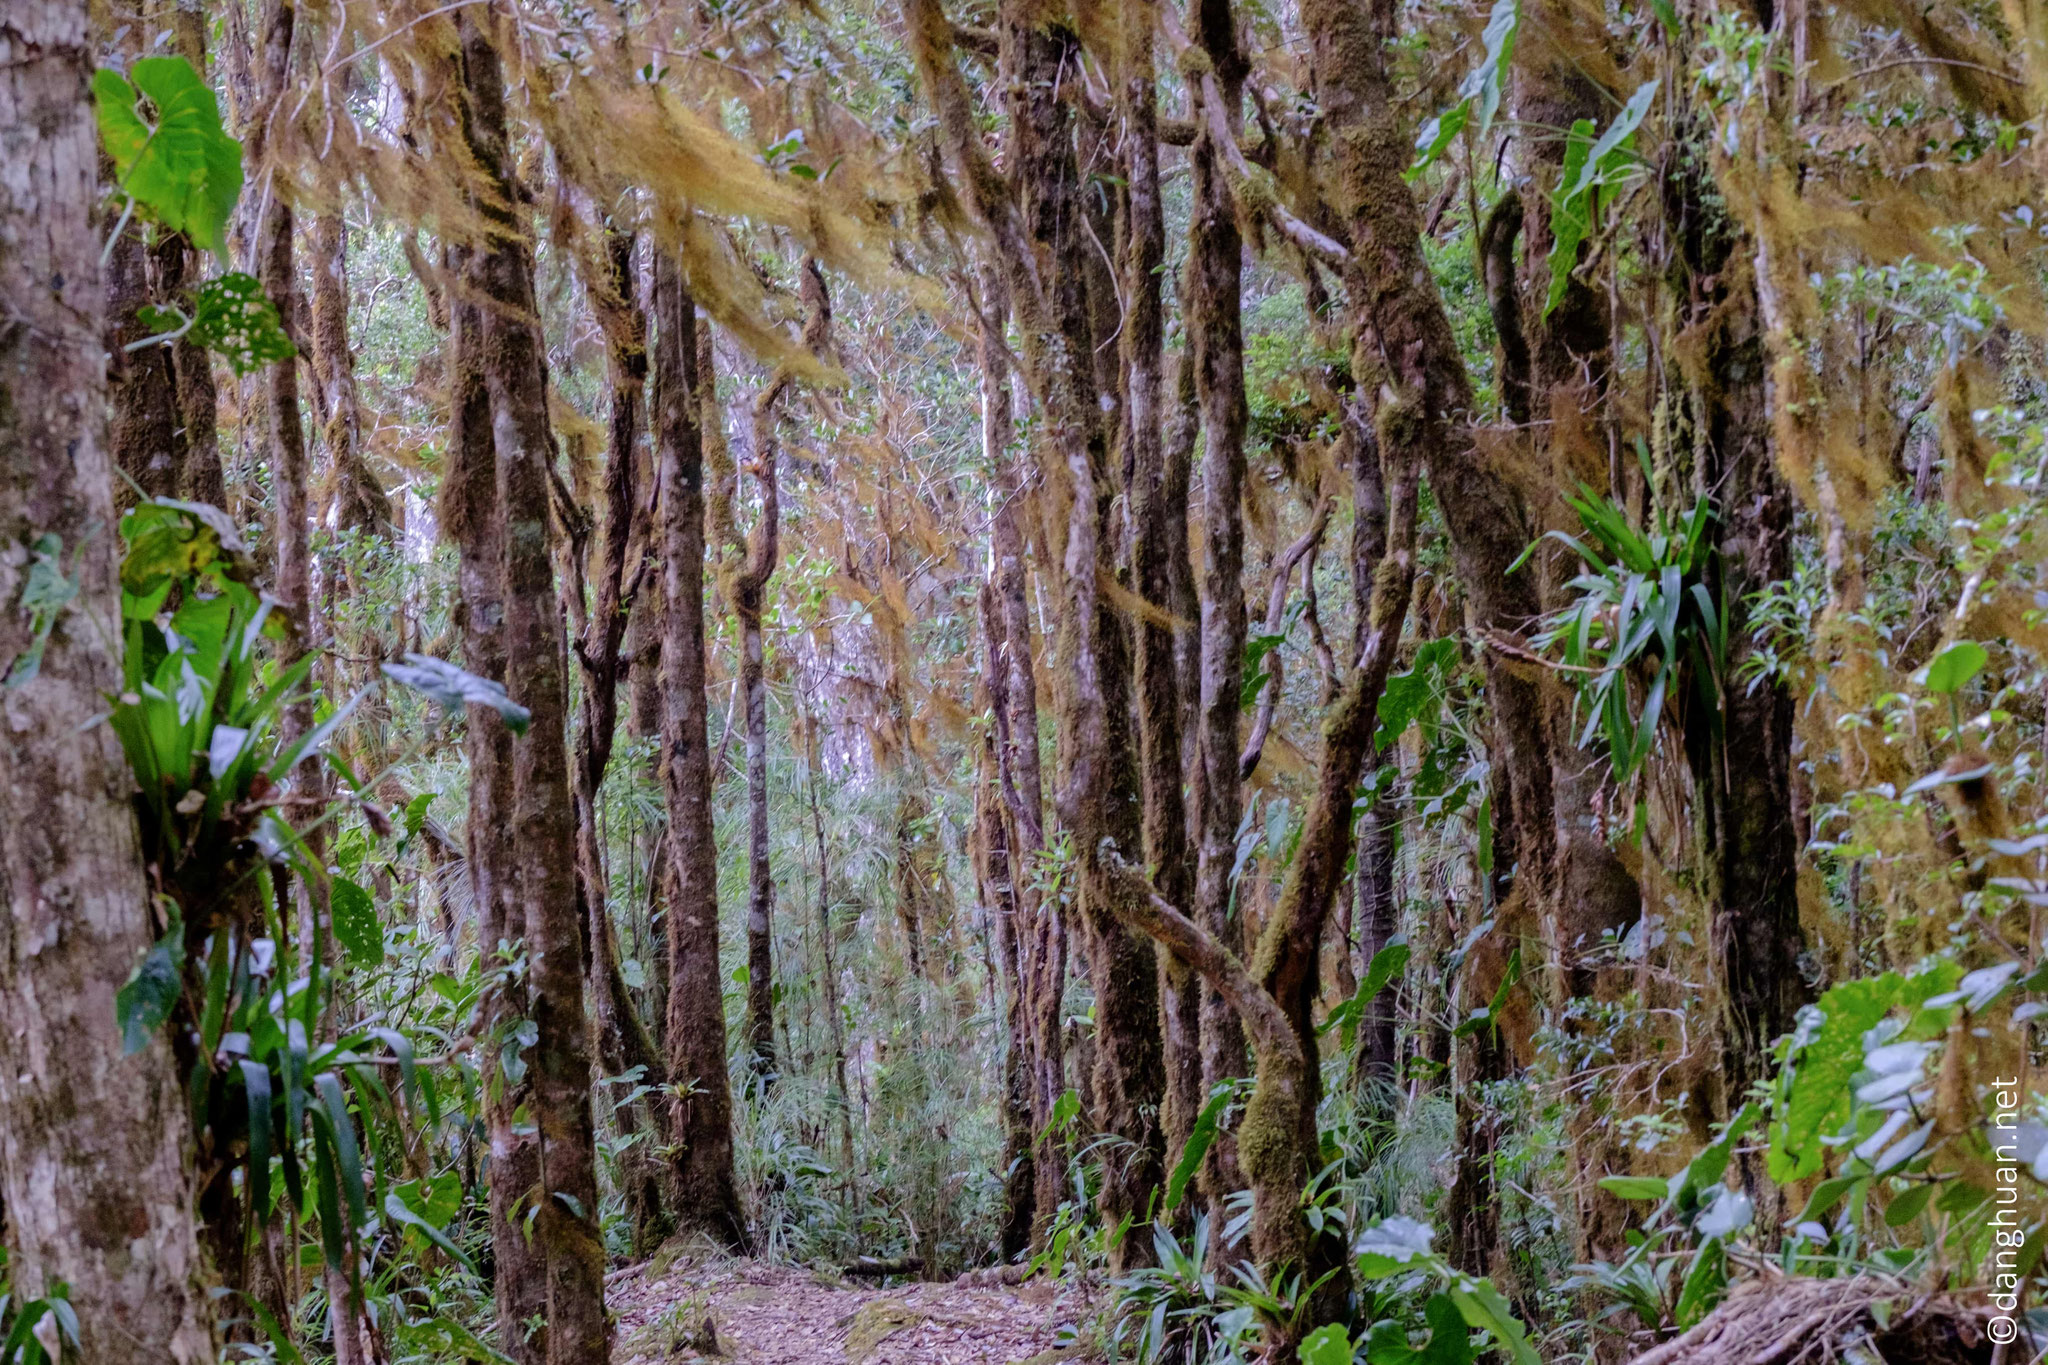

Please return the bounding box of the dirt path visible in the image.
[610,1255,1096,1365]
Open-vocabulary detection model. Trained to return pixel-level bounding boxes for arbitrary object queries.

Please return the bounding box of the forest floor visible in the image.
[611,1249,1096,1365]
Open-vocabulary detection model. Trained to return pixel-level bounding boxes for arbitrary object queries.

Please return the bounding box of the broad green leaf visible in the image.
[384,653,532,734]
[1299,1323,1352,1365]
[1884,1181,1935,1226]
[1355,1215,1437,1278]
[330,876,382,968]
[1408,0,1518,179]
[94,57,242,255]
[1921,640,1987,695]
[1544,82,1659,318]
[142,273,296,375]
[1543,120,1596,319]
[116,920,186,1054]
[1768,964,1959,1181]
[1376,638,1459,747]
[1444,1275,1540,1365]
[385,1191,480,1277]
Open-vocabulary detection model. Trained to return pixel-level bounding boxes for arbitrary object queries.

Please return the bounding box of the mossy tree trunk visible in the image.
[454,16,610,1361]
[572,227,672,1258]
[652,249,749,1249]
[0,8,217,1358]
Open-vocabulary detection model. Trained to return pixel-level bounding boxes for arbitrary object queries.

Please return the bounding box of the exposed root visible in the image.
[1627,1275,1996,1365]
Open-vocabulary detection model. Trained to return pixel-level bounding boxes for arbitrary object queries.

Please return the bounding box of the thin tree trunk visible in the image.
[453,16,608,1361]
[653,250,748,1248]
[736,262,817,1080]
[573,227,670,1256]
[309,213,390,539]
[973,675,1037,1260]
[440,222,542,1360]
[1188,0,1253,1228]
[981,314,1067,1251]
[1120,0,1202,1180]
[0,11,216,1358]
[804,716,859,1191]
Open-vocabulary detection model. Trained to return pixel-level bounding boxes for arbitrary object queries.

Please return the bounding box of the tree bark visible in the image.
[1298,0,1511,1293]
[454,16,609,1361]
[309,213,391,539]
[653,250,748,1248]
[573,227,671,1257]
[1120,0,1202,1182]
[1187,0,1254,1229]
[0,10,216,1358]
[1668,126,1807,1114]
[440,221,542,1360]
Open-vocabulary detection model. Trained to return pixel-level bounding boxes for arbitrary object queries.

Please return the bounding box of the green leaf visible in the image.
[1376,639,1458,747]
[1037,1087,1080,1143]
[241,1059,274,1220]
[385,1191,481,1277]
[1797,1174,1861,1223]
[115,920,186,1054]
[5,534,79,689]
[1768,964,1960,1182]
[178,273,297,375]
[1299,1323,1352,1365]
[315,1072,369,1235]
[1598,1176,1670,1201]
[1884,1181,1935,1227]
[1355,1215,1437,1279]
[1543,82,1658,318]
[1165,1083,1234,1211]
[1444,1275,1540,1365]
[93,57,242,255]
[1408,0,1518,179]
[383,653,532,734]
[330,876,383,968]
[1921,640,1988,695]
[1543,120,1596,318]
[1363,937,1412,1004]
[1673,1238,1727,1327]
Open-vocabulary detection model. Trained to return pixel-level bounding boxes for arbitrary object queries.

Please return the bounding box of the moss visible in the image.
[843,1299,924,1363]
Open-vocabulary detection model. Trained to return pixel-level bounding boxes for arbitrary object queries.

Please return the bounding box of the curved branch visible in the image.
[1240,497,1333,782]
[1096,845,1301,1072]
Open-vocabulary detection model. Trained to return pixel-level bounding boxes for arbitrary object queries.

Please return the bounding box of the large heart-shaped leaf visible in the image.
[94,56,242,255]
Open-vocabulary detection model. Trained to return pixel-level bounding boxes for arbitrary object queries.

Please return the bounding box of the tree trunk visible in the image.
[973,686,1037,1261]
[440,223,543,1360]
[738,525,777,1083]
[0,10,217,1358]
[454,16,609,1361]
[309,213,391,539]
[653,250,749,1249]
[1298,0,1515,1292]
[1188,0,1254,1229]
[1668,128,1808,1117]
[573,227,671,1257]
[1120,0,1202,1182]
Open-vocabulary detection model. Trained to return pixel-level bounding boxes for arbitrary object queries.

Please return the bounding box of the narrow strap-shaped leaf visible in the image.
[308,1118,348,1271]
[316,1071,369,1235]
[240,1058,274,1223]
